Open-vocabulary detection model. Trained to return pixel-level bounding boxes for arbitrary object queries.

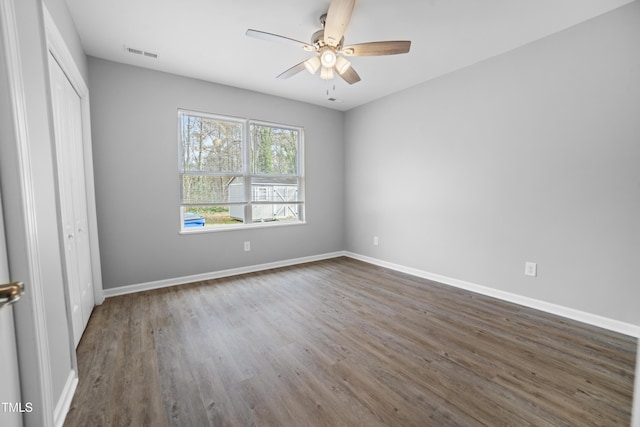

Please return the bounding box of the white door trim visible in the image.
[0,0,55,425]
[43,6,104,306]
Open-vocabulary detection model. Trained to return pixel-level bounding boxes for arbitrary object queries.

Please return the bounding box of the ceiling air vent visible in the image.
[125,46,158,59]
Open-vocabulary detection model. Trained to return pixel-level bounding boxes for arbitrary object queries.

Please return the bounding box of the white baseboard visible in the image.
[53,370,77,427]
[345,252,640,338]
[102,251,345,298]
[102,250,639,338]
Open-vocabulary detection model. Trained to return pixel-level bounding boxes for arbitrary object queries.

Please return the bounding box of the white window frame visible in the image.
[178,109,305,233]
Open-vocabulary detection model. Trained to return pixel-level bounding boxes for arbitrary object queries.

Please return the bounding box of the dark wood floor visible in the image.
[64,257,637,426]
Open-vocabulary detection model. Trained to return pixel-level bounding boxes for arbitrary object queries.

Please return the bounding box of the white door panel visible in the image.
[48,52,94,346]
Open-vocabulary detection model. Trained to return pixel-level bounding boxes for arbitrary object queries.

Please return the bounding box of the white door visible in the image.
[48,52,94,346]
[0,189,22,427]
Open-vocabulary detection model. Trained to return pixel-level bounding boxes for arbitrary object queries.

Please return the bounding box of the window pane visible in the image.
[182,206,243,227]
[180,113,242,173]
[250,124,299,175]
[251,204,301,223]
[179,111,304,231]
[250,177,301,202]
[181,175,245,204]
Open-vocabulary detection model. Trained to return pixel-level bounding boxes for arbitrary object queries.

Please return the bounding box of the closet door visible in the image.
[48,52,94,347]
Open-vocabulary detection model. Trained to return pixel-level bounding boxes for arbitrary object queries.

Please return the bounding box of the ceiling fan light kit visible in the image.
[304,56,321,74]
[320,48,337,68]
[320,66,335,80]
[246,0,411,85]
[335,56,351,74]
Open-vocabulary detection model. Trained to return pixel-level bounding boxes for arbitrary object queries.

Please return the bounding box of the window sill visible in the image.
[179,220,306,235]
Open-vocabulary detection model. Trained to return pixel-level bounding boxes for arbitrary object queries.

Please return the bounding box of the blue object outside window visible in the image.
[184,212,205,228]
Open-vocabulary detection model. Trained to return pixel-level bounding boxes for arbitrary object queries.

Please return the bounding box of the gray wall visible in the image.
[345,2,640,326]
[88,58,345,289]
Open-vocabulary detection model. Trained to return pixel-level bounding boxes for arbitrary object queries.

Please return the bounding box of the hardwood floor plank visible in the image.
[64,257,637,426]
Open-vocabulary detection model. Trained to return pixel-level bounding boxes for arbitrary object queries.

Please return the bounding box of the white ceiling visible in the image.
[64,0,633,111]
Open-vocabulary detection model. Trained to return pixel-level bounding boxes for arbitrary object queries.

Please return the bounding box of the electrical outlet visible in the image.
[244,241,251,252]
[525,262,537,277]
[373,236,379,246]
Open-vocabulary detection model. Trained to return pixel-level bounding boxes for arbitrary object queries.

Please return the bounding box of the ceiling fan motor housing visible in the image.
[310,29,344,50]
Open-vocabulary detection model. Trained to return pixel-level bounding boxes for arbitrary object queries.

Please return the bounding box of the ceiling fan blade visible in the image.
[324,0,356,47]
[342,41,411,56]
[277,61,308,79]
[246,29,316,51]
[338,66,361,85]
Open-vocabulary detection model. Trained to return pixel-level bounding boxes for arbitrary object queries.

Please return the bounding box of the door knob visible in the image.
[0,281,24,309]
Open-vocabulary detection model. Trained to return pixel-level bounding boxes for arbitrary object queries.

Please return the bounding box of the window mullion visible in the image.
[299,129,305,221]
[243,120,252,223]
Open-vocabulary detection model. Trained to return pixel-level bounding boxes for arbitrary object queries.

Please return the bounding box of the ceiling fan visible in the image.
[246,0,411,85]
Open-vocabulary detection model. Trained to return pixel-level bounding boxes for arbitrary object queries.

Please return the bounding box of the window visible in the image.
[178,110,304,231]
